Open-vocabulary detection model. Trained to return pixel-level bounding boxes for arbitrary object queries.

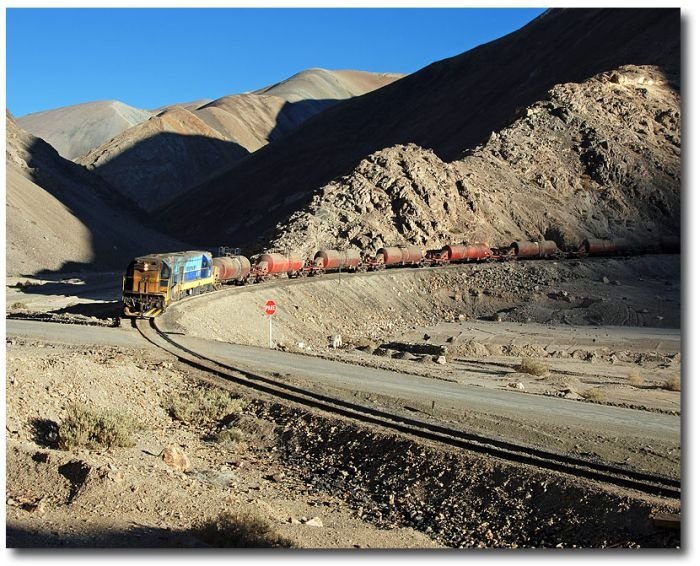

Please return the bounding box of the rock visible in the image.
[602,276,610,284]
[423,334,431,340]
[561,389,583,400]
[492,313,503,322]
[457,314,467,321]
[162,446,191,472]
[434,355,447,365]
[107,470,124,483]
[330,335,343,349]
[288,517,301,525]
[304,516,323,527]
[508,382,525,390]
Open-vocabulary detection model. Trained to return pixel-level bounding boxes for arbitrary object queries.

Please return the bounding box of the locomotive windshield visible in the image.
[160,262,171,288]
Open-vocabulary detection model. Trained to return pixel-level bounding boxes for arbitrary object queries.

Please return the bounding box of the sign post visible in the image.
[264,300,277,348]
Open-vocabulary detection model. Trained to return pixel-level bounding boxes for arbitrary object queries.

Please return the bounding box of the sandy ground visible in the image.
[5,336,440,548]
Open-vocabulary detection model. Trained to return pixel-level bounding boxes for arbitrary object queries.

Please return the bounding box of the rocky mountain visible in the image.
[155,8,680,251]
[16,100,153,161]
[267,66,680,255]
[193,69,403,153]
[76,69,400,212]
[5,112,184,276]
[77,106,248,212]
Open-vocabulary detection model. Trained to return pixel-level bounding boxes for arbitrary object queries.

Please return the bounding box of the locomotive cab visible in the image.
[122,257,171,317]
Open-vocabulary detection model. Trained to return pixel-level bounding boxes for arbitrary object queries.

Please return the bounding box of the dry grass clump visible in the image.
[195,511,296,548]
[663,376,681,392]
[627,368,645,388]
[10,302,27,310]
[58,404,137,450]
[164,387,245,425]
[515,357,549,377]
[582,388,606,402]
[213,426,245,444]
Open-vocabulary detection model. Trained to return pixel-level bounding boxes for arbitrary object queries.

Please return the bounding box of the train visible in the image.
[122,251,215,317]
[121,237,680,317]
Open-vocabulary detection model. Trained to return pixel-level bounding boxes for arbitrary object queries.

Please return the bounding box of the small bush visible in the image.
[627,368,645,388]
[663,376,681,392]
[11,302,27,310]
[58,404,137,450]
[213,426,245,444]
[582,388,606,402]
[164,387,245,425]
[195,511,296,548]
[515,357,549,377]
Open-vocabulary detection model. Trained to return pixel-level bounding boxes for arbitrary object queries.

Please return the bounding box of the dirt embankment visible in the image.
[170,255,680,350]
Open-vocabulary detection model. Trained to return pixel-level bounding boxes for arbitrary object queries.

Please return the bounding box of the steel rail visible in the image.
[133,318,680,500]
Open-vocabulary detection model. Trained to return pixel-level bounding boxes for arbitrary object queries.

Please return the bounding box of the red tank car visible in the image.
[376,246,424,266]
[213,255,251,285]
[376,247,402,266]
[257,253,304,277]
[442,243,492,262]
[579,238,632,255]
[314,249,362,271]
[510,240,559,258]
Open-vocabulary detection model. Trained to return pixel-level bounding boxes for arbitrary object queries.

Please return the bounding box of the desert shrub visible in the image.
[58,404,137,450]
[212,426,245,444]
[164,387,245,425]
[195,511,295,548]
[663,376,681,392]
[627,368,644,387]
[515,357,549,376]
[582,388,606,402]
[11,302,27,310]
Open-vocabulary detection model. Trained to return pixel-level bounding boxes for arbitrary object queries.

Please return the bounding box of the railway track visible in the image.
[132,317,680,500]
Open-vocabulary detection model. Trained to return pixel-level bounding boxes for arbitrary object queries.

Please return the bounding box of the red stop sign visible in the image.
[264,300,277,316]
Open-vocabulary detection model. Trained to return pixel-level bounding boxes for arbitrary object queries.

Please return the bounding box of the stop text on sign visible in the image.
[264,300,277,316]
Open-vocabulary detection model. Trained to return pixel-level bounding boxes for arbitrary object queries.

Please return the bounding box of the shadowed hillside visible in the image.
[156,8,680,250]
[6,112,184,276]
[267,65,680,256]
[78,106,249,212]
[75,69,400,212]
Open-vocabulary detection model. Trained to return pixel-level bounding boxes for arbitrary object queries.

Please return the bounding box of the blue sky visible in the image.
[6,8,545,117]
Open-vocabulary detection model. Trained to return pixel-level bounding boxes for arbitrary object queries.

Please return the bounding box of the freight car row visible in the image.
[122,237,680,317]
